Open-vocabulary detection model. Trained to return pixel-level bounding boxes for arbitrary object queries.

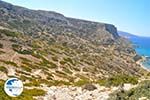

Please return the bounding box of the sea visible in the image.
[129,36,150,69]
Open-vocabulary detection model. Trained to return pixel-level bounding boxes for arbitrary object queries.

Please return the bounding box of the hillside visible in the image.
[118,31,139,39]
[0,1,149,100]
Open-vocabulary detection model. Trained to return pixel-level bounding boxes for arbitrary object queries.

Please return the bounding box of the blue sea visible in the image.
[129,37,150,69]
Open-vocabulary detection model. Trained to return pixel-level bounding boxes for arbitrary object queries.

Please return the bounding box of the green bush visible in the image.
[109,80,150,100]
[52,80,71,86]
[20,57,31,62]
[12,44,22,51]
[20,75,32,82]
[60,60,67,65]
[29,41,41,48]
[0,29,20,37]
[12,44,32,55]
[20,50,32,55]
[0,66,8,73]
[97,74,138,87]
[22,61,36,69]
[24,79,41,87]
[74,79,90,86]
[0,60,18,67]
[0,43,3,48]
[51,56,58,61]
[12,44,29,54]
[0,50,5,54]
[63,57,74,65]
[23,88,46,96]
[21,65,32,72]
[39,57,57,68]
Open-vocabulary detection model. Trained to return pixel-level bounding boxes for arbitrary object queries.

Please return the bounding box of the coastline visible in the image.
[136,57,150,72]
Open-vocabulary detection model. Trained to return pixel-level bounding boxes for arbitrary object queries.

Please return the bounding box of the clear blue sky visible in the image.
[2,0,150,37]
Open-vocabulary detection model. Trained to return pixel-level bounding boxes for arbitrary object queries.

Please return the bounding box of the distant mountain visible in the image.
[118,30,150,56]
[118,31,150,40]
[118,31,150,46]
[118,31,139,39]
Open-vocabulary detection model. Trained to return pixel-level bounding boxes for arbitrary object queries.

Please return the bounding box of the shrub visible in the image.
[12,44,22,51]
[52,80,71,86]
[0,60,18,67]
[19,50,32,55]
[24,79,41,87]
[97,74,138,87]
[21,65,32,72]
[22,61,38,69]
[23,88,46,96]
[51,56,58,61]
[40,59,57,68]
[0,43,3,48]
[20,57,31,62]
[0,66,8,73]
[30,42,41,48]
[74,79,90,86]
[0,29,20,37]
[0,50,5,54]
[60,60,67,65]
[12,44,32,55]
[63,57,74,65]
[109,80,150,100]
[20,75,33,82]
[15,46,32,54]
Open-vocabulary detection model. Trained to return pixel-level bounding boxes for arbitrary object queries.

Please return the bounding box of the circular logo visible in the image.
[4,78,23,97]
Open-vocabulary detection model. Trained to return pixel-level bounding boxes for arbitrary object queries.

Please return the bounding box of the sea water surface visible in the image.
[130,37,150,69]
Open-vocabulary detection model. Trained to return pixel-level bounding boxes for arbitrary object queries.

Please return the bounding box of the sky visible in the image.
[2,0,150,37]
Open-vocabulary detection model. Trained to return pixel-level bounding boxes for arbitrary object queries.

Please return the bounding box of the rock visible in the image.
[134,55,142,62]
[139,97,148,100]
[35,85,114,100]
[0,72,7,80]
[123,84,133,91]
[82,83,97,91]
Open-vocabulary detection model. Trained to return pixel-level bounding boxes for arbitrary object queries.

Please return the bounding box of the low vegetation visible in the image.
[12,44,32,55]
[97,74,138,87]
[0,60,18,67]
[74,79,90,86]
[52,80,71,86]
[0,66,8,73]
[0,43,3,48]
[0,29,20,37]
[0,50,5,54]
[109,80,150,100]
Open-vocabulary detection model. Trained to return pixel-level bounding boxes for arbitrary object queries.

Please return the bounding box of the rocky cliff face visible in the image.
[0,1,119,40]
[0,0,147,89]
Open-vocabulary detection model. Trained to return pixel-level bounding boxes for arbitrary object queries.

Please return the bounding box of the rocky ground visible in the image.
[31,85,118,100]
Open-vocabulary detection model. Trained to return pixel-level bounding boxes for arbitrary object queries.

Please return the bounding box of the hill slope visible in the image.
[0,0,146,83]
[0,1,148,99]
